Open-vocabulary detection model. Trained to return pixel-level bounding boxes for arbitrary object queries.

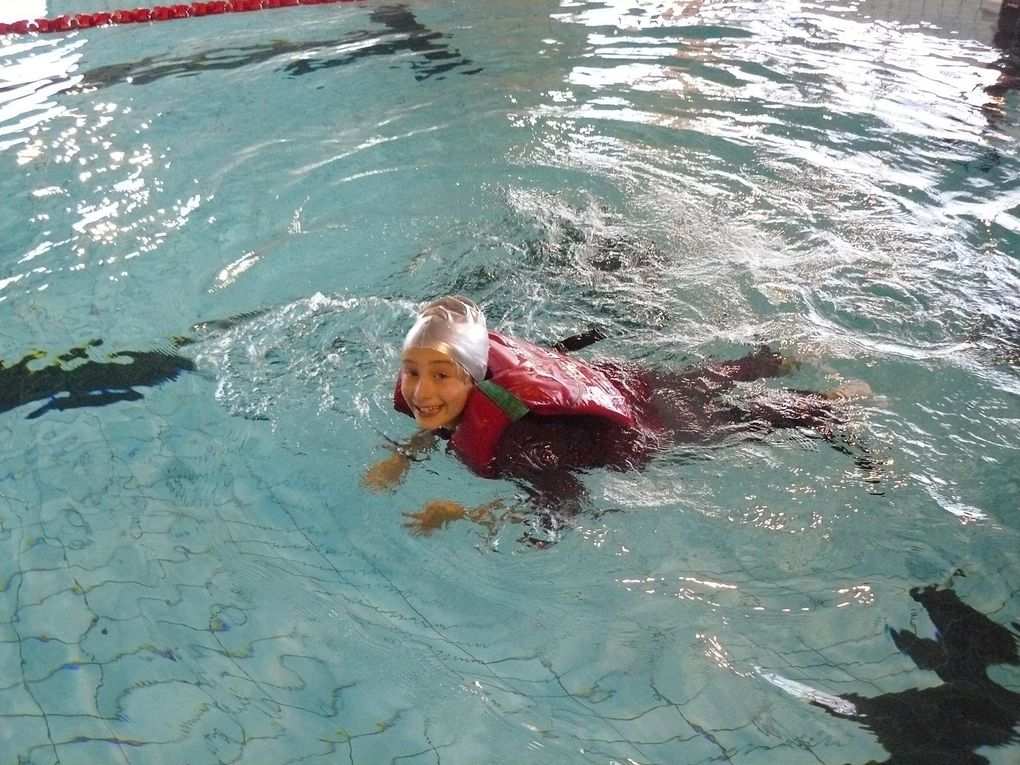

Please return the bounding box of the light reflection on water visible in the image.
[1,2,1018,764]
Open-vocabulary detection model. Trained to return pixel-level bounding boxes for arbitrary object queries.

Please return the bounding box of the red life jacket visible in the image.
[394,331,638,477]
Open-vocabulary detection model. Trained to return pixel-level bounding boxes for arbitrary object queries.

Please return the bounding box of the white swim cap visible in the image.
[402,296,489,382]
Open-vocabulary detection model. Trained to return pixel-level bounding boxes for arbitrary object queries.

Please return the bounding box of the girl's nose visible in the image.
[414,376,435,399]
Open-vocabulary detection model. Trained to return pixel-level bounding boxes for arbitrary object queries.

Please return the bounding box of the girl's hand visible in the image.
[362,430,438,493]
[362,452,411,493]
[402,500,467,535]
[402,500,505,536]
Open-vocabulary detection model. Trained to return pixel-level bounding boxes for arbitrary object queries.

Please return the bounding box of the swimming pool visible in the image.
[2,0,1018,763]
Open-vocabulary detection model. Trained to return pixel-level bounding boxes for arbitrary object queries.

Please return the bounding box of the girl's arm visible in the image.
[361,429,438,492]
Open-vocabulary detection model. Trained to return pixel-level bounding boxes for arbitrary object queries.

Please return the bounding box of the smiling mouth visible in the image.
[414,404,443,417]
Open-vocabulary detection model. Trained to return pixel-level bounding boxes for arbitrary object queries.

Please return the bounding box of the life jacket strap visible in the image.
[476,379,529,421]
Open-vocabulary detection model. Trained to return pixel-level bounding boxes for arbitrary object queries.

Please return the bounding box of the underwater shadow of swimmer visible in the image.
[815,581,1020,765]
[75,4,480,90]
[0,309,277,419]
[0,309,279,420]
[0,339,195,419]
[0,311,599,421]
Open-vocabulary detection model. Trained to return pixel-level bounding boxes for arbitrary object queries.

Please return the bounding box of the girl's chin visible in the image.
[414,413,448,428]
[414,412,459,430]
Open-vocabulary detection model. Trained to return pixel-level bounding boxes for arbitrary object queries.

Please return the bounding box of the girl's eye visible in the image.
[403,369,418,379]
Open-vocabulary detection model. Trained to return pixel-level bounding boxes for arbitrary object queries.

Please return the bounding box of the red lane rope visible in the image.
[0,0,362,36]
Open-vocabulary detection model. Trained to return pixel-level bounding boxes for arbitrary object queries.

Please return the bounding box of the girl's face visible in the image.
[400,347,474,430]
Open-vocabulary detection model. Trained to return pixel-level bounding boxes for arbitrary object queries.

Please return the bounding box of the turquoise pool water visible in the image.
[2,1,1019,763]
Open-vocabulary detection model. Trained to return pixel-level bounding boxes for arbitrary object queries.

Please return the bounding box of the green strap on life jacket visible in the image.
[476,379,530,421]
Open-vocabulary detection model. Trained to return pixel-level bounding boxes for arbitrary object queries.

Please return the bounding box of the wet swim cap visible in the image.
[403,296,489,382]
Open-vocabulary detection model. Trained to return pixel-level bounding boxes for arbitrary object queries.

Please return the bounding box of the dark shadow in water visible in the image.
[282,5,482,80]
[0,339,194,419]
[0,309,274,419]
[74,4,480,90]
[816,579,1020,765]
[0,317,599,422]
[984,1,1020,123]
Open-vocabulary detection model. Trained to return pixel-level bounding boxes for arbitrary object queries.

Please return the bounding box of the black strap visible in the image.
[552,326,607,354]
